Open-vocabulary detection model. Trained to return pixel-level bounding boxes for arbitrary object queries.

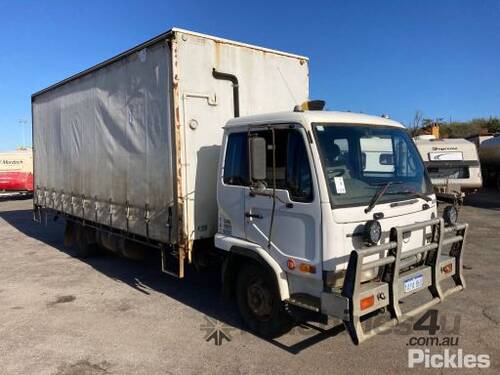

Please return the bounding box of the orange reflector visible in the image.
[441,264,453,274]
[287,259,296,270]
[299,263,316,274]
[360,295,375,310]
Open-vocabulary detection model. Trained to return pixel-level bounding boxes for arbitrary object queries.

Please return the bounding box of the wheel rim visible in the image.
[246,275,273,321]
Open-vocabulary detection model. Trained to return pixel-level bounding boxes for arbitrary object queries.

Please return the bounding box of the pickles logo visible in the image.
[406,310,490,369]
[200,316,234,346]
[408,349,490,369]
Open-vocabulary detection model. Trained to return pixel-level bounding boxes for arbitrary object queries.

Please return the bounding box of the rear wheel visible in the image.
[236,263,293,338]
[75,225,100,258]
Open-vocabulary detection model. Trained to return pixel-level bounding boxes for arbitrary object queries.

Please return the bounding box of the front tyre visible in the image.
[236,263,294,338]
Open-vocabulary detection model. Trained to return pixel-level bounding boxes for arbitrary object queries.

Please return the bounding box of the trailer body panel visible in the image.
[33,41,174,242]
[32,29,309,246]
[175,31,309,241]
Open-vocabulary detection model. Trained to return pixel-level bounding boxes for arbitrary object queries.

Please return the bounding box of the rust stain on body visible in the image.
[171,34,188,276]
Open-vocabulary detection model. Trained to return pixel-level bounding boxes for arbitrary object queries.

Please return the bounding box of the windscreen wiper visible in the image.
[364,181,403,213]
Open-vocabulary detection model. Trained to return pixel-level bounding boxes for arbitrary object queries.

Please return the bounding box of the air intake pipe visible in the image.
[212,68,240,118]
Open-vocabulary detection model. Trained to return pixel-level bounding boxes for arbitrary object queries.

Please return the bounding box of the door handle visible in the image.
[245,212,263,219]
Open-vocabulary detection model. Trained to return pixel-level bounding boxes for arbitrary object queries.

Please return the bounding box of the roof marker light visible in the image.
[293,100,326,112]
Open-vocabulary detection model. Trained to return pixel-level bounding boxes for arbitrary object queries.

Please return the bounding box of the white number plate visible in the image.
[404,274,424,293]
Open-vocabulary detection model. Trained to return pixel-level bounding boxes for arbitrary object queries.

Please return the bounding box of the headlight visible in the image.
[364,220,382,245]
[443,205,458,225]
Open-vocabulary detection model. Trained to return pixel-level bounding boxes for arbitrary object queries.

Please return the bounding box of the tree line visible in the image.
[409,111,500,138]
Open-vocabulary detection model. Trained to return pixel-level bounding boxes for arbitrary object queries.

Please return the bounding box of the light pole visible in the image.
[18,119,28,148]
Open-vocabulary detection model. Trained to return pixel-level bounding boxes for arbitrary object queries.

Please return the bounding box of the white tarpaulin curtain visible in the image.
[33,41,174,243]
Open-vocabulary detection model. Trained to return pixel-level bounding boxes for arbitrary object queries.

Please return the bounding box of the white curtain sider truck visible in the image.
[32,28,468,344]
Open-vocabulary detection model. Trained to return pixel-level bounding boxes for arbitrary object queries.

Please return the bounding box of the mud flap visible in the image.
[161,244,185,278]
[64,220,76,247]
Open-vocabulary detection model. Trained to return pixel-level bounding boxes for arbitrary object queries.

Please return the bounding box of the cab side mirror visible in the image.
[249,137,267,181]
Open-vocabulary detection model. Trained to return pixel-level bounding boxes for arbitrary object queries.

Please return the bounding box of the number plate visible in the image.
[404,274,424,293]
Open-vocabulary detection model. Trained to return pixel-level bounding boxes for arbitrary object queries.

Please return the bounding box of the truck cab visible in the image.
[216,108,467,343]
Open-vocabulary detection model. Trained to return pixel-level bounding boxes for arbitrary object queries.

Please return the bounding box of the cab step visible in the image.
[286,294,321,313]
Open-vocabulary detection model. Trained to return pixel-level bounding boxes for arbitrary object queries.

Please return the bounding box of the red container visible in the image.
[0,148,33,193]
[0,171,33,192]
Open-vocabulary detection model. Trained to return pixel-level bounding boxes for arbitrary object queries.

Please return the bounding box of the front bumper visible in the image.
[321,218,467,344]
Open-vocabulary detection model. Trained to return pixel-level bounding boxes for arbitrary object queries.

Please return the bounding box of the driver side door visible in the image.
[244,127,322,279]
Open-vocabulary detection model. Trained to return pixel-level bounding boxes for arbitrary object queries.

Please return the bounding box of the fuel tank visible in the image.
[479,136,500,167]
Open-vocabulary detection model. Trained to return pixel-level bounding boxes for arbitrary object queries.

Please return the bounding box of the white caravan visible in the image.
[414,135,482,202]
[33,28,467,344]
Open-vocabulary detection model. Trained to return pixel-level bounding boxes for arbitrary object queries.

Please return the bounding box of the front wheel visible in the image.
[236,263,294,338]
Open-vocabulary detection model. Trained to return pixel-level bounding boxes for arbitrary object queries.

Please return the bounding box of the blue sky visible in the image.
[1,0,499,151]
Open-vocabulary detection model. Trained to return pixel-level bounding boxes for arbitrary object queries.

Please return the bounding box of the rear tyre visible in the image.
[75,225,100,258]
[236,263,294,338]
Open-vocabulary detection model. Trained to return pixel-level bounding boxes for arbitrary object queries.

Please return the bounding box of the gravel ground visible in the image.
[0,191,499,375]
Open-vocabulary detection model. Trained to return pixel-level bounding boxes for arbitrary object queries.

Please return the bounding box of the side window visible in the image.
[317,136,351,167]
[252,128,313,202]
[360,136,395,176]
[286,130,313,202]
[333,138,349,158]
[250,129,287,189]
[394,135,418,177]
[316,134,354,180]
[379,153,394,165]
[223,132,249,186]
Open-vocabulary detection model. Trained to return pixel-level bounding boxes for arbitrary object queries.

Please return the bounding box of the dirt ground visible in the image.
[0,191,499,375]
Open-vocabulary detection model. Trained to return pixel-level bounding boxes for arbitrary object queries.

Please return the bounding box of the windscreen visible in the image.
[313,123,433,207]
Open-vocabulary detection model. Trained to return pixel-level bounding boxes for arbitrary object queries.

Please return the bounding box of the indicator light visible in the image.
[299,263,316,274]
[360,295,375,310]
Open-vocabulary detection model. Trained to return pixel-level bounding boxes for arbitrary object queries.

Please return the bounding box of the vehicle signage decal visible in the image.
[428,151,463,161]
